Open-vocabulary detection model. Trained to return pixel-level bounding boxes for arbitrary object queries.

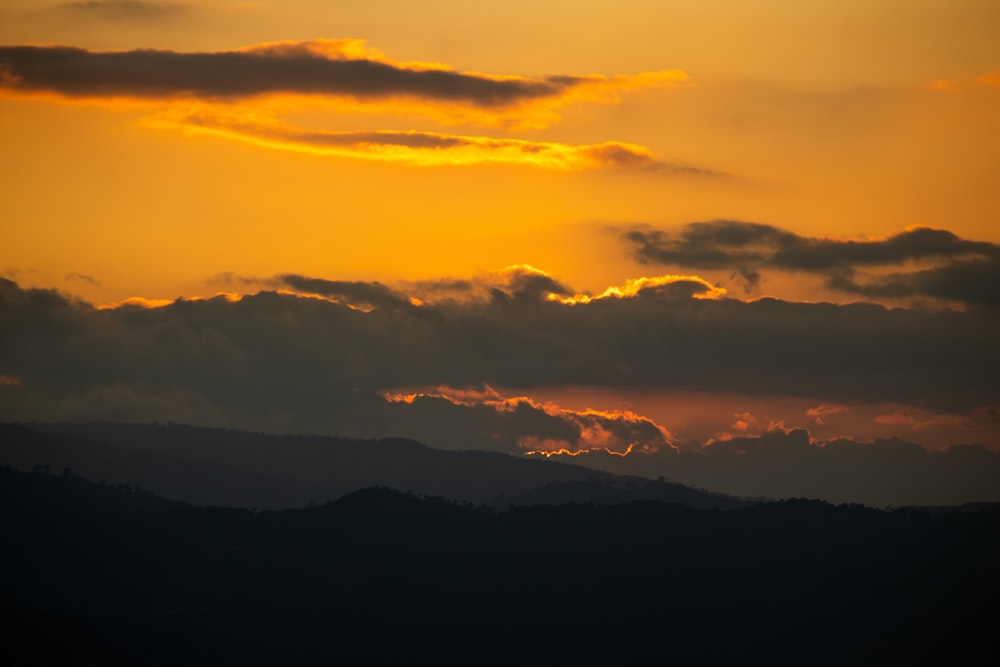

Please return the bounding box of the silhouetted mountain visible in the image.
[494,476,748,509]
[1,422,747,509]
[0,423,314,508]
[2,467,997,666]
[0,464,188,517]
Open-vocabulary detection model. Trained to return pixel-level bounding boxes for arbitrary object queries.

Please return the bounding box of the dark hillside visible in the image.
[5,422,745,509]
[2,467,997,666]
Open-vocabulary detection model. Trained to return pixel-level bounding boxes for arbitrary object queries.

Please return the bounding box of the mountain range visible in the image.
[3,464,998,665]
[0,422,746,510]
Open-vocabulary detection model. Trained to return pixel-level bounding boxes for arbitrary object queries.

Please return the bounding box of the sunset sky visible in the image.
[2,1,999,492]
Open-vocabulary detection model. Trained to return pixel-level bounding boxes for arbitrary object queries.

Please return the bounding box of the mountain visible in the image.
[0,422,746,509]
[495,476,750,509]
[0,464,188,516]
[3,466,997,666]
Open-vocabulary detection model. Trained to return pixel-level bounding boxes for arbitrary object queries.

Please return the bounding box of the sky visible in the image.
[1,1,999,499]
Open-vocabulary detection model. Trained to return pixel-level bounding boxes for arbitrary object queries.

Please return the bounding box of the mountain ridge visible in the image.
[3,465,997,665]
[1,421,747,510]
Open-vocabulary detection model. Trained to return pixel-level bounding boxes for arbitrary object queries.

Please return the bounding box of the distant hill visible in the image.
[0,422,746,509]
[0,464,188,516]
[2,466,997,666]
[495,476,750,509]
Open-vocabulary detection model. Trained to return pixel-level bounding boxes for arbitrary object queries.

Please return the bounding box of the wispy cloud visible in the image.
[58,1,187,21]
[151,111,676,171]
[64,272,100,286]
[929,71,1000,92]
[874,405,1000,433]
[805,403,849,426]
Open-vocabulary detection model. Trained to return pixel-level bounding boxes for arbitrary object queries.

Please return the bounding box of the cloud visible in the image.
[275,274,412,311]
[825,258,1000,308]
[548,274,727,304]
[400,265,575,305]
[64,272,100,286]
[0,40,713,170]
[58,1,186,20]
[624,221,996,270]
[929,71,1000,92]
[706,411,791,444]
[874,405,1000,433]
[0,40,687,125]
[2,263,998,438]
[95,296,176,310]
[381,385,673,456]
[622,221,1000,307]
[152,110,676,171]
[805,403,849,425]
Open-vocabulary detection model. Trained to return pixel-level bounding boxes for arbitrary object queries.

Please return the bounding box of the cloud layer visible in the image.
[3,260,998,503]
[2,263,996,430]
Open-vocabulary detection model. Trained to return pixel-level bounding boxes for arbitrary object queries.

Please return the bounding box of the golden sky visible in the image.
[1,1,999,483]
[2,0,998,302]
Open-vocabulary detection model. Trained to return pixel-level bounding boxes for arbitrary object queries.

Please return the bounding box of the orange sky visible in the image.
[1,1,998,469]
[2,1,998,304]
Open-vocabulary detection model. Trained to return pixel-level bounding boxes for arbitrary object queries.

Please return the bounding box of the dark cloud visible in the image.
[379,386,671,456]
[59,1,186,20]
[408,278,474,300]
[623,221,799,269]
[402,267,573,305]
[631,278,719,301]
[493,265,572,302]
[2,269,997,435]
[276,274,411,310]
[623,221,1000,307]
[826,258,1000,307]
[0,42,601,105]
[258,267,570,307]
[2,272,998,506]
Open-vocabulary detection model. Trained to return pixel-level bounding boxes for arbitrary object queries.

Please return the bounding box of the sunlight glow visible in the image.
[381,384,673,456]
[96,292,244,310]
[523,443,636,458]
[146,111,662,170]
[96,297,176,310]
[548,275,727,304]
